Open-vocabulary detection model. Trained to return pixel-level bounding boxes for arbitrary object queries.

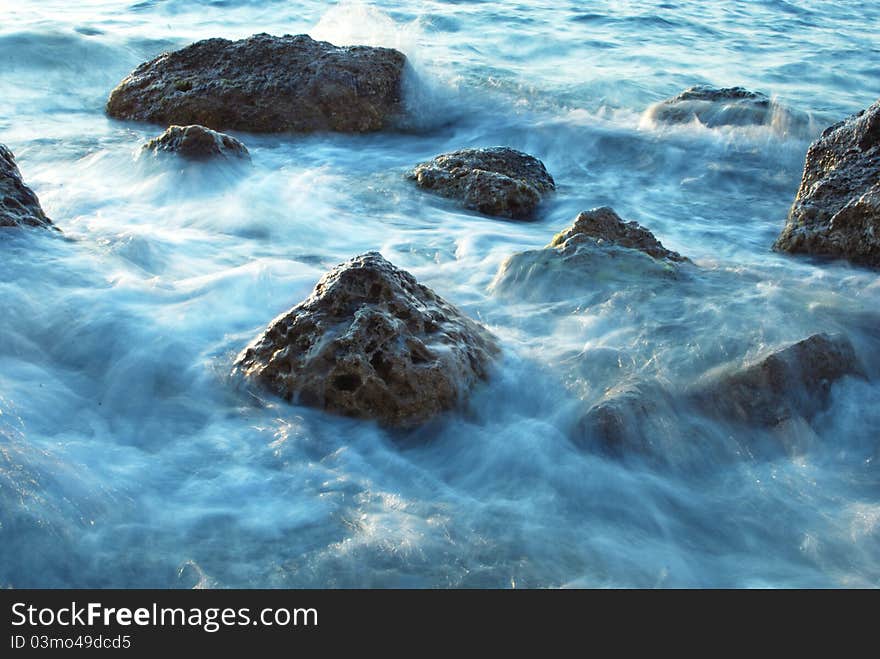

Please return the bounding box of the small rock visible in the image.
[234,252,499,428]
[142,125,250,160]
[107,33,407,133]
[1,145,54,230]
[649,85,773,127]
[774,98,880,268]
[408,147,555,219]
[491,207,685,301]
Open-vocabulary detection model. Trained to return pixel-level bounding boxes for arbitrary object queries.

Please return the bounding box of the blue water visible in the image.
[1,0,879,587]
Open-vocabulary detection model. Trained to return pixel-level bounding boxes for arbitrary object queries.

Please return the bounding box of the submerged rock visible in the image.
[491,207,686,301]
[234,252,499,427]
[408,147,555,219]
[574,333,863,459]
[143,125,250,160]
[774,98,880,268]
[693,332,862,427]
[0,145,54,230]
[649,85,773,127]
[107,33,407,133]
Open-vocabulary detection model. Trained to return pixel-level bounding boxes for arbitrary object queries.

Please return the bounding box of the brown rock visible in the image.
[107,33,407,133]
[234,252,499,427]
[143,125,250,160]
[774,98,880,268]
[649,85,774,127]
[408,147,555,219]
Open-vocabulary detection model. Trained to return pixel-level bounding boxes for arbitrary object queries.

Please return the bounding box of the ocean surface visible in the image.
[1,0,879,587]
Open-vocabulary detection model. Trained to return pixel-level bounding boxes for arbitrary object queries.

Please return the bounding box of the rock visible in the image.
[408,147,555,219]
[574,333,863,458]
[693,332,862,427]
[774,98,880,268]
[107,33,407,133]
[1,144,54,230]
[142,125,250,160]
[234,252,499,427]
[648,85,773,127]
[491,207,685,301]
[549,207,688,262]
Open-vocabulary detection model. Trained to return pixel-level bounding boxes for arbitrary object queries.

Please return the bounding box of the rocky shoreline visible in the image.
[2,33,876,458]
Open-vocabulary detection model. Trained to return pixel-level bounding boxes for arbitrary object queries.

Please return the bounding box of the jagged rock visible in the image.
[649,85,773,127]
[142,125,250,160]
[234,252,499,427]
[491,207,686,301]
[107,33,407,133]
[408,147,555,219]
[774,98,880,268]
[574,333,863,458]
[1,145,54,230]
[692,333,862,427]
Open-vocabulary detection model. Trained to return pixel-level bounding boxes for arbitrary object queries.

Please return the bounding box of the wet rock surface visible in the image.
[649,85,774,127]
[491,207,686,301]
[1,145,54,229]
[408,147,555,219]
[774,98,880,268]
[575,333,863,459]
[142,125,250,160]
[234,252,499,427]
[107,33,407,133]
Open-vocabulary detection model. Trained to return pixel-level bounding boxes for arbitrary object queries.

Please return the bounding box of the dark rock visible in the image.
[1,145,54,230]
[649,85,773,127]
[408,147,555,219]
[692,333,862,427]
[774,98,880,268]
[234,252,499,427]
[107,33,407,133]
[143,125,250,160]
[574,333,863,458]
[491,207,686,301]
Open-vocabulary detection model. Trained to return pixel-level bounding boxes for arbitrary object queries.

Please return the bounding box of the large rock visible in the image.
[648,85,773,127]
[142,125,250,160]
[408,147,555,219]
[1,145,54,230]
[491,207,686,301]
[107,33,407,133]
[234,252,499,427]
[575,333,863,458]
[774,98,880,268]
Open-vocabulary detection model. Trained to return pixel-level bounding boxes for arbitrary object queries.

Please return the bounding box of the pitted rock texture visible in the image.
[143,125,250,160]
[408,147,555,219]
[774,98,880,268]
[107,33,407,133]
[234,252,499,427]
[1,145,53,230]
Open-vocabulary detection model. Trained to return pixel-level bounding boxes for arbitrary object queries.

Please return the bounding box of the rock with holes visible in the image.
[234,252,499,427]
[107,33,407,133]
[774,98,880,268]
[1,144,54,230]
[491,207,686,301]
[408,147,555,219]
[143,125,250,160]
